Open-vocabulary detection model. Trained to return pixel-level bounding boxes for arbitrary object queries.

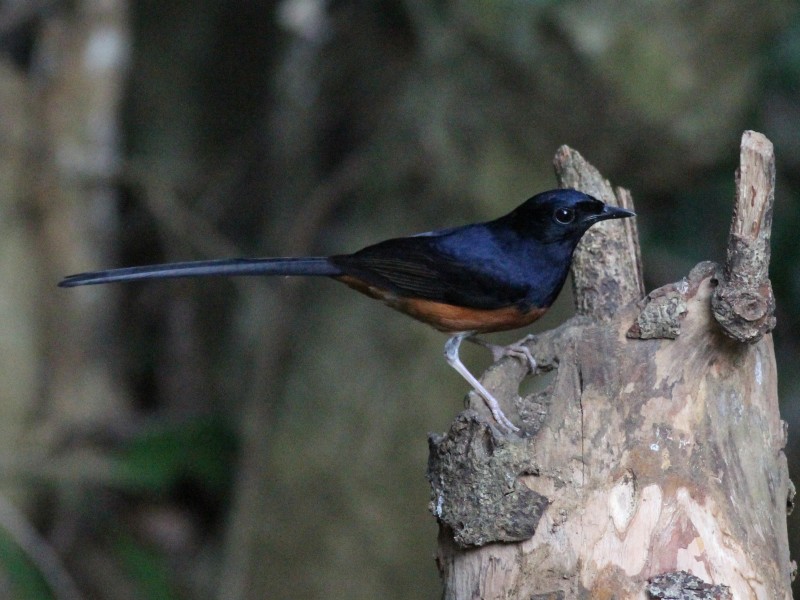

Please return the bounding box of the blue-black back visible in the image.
[331,189,609,311]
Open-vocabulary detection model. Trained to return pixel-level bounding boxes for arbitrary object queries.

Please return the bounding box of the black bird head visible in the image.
[499,189,634,244]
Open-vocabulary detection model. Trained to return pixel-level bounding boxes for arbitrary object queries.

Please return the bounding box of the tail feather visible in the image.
[58,257,342,287]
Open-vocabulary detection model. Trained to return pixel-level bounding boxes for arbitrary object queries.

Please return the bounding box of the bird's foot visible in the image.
[445,333,520,434]
[471,334,537,373]
[487,402,520,434]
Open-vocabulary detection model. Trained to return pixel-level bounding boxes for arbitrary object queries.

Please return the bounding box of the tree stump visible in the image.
[428,131,793,599]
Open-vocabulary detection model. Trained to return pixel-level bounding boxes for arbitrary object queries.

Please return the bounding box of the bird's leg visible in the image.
[469,334,537,373]
[444,333,520,433]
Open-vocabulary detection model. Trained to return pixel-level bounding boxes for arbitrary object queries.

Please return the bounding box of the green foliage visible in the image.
[111,416,237,496]
[113,531,176,600]
[0,529,53,600]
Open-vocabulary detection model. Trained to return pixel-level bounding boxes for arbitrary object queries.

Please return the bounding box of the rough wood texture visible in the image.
[711,131,777,343]
[554,145,645,318]
[428,412,549,547]
[430,139,792,599]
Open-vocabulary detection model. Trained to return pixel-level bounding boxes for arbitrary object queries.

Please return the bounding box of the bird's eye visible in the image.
[554,207,575,224]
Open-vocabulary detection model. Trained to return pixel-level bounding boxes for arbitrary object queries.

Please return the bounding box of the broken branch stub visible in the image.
[711,130,777,343]
[554,145,645,318]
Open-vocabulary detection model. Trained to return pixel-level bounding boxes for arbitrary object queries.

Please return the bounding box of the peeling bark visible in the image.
[646,570,732,599]
[430,136,792,599]
[428,412,549,547]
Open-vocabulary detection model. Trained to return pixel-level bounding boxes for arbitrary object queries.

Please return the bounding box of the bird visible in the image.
[59,188,634,433]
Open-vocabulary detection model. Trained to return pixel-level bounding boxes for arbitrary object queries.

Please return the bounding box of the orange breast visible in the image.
[336,275,546,334]
[393,297,546,333]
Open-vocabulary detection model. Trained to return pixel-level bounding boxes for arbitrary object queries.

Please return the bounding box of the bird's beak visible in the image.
[597,204,635,222]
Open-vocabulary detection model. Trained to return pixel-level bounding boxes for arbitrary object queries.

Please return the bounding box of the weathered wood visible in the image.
[430,137,792,599]
[711,131,777,343]
[554,145,645,318]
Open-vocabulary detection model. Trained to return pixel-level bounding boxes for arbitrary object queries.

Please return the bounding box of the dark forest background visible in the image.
[1,1,799,598]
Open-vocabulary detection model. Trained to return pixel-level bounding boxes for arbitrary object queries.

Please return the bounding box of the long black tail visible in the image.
[58,257,343,287]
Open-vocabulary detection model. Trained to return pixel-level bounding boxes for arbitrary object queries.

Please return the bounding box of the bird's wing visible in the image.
[330,235,528,310]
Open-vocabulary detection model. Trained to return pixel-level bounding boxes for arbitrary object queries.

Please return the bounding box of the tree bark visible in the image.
[429,132,793,599]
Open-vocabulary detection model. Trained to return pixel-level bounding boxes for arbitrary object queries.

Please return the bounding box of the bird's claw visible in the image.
[490,405,520,433]
[472,334,537,373]
[502,336,537,373]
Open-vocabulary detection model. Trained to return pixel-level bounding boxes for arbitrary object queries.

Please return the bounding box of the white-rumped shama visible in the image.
[59,189,634,433]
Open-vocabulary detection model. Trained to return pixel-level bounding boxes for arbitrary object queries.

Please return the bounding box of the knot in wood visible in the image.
[711,279,776,344]
[731,289,768,321]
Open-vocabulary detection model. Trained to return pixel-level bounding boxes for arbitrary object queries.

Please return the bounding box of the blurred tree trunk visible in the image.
[33,0,132,434]
[0,45,38,498]
[430,133,793,599]
[0,0,130,593]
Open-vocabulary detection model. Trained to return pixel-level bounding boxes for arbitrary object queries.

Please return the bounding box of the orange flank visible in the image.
[336,275,546,334]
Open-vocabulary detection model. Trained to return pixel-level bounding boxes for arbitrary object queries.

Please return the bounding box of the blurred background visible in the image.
[1,0,799,598]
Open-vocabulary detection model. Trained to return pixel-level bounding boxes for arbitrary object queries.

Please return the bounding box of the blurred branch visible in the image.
[0,494,85,600]
[123,160,246,261]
